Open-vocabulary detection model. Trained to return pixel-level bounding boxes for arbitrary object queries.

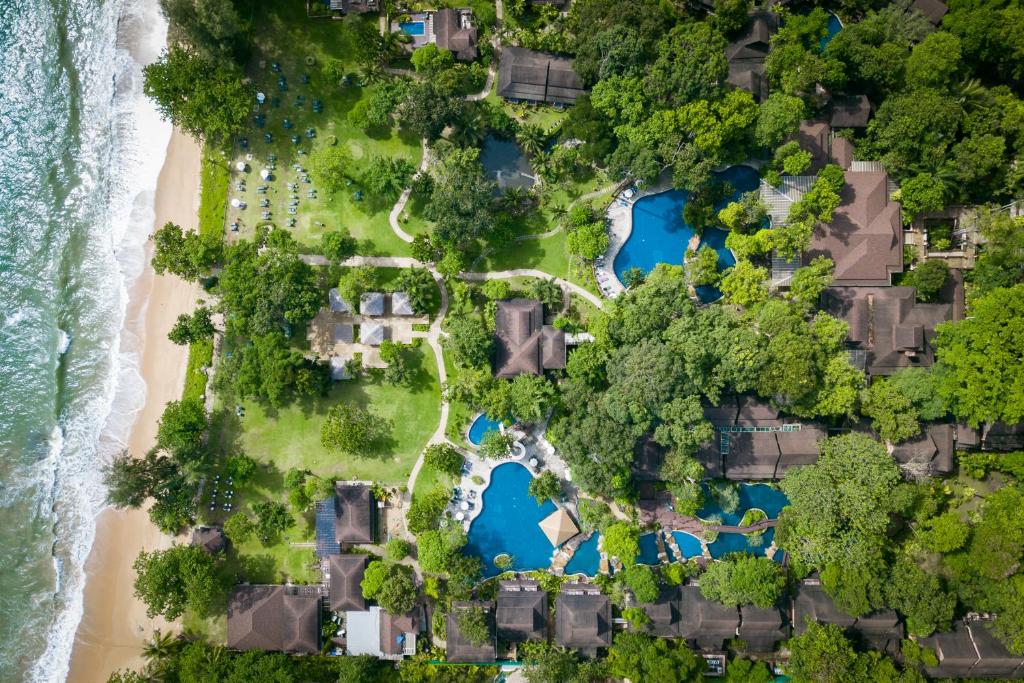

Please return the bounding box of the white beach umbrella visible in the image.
[230,197,241,208]
[235,161,246,172]
[260,168,271,180]
[256,92,266,104]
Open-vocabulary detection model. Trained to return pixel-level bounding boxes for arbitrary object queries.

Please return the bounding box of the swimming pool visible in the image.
[465,463,559,576]
[708,527,784,563]
[565,533,601,576]
[399,21,425,36]
[697,483,790,526]
[638,532,661,565]
[467,413,503,446]
[614,165,760,302]
[671,531,705,559]
[820,13,843,51]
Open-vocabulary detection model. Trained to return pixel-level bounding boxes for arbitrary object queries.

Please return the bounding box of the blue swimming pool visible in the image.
[467,413,503,446]
[565,533,601,576]
[708,527,784,563]
[671,531,705,559]
[466,463,559,577]
[638,532,661,565]
[614,165,760,302]
[820,13,843,51]
[697,483,790,526]
[399,21,425,36]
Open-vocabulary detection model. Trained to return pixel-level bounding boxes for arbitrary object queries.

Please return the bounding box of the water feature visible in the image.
[614,165,760,302]
[465,463,559,577]
[565,534,601,576]
[399,21,425,36]
[707,527,784,563]
[671,531,705,559]
[480,135,535,191]
[697,483,789,526]
[638,532,661,565]
[467,413,503,446]
[820,13,843,51]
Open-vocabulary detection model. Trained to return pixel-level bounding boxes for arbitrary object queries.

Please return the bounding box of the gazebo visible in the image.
[539,508,579,547]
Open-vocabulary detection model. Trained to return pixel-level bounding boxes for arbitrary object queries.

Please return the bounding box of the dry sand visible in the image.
[66,129,203,683]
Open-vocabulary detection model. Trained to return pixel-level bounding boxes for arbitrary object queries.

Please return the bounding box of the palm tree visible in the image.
[452,110,486,148]
[142,630,179,664]
[204,644,226,670]
[140,664,167,683]
[501,186,531,215]
[516,124,547,158]
[955,77,989,112]
[358,62,384,85]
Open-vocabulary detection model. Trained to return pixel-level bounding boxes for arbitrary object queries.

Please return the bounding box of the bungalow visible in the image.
[725,11,779,102]
[794,582,904,654]
[497,47,587,106]
[433,8,479,62]
[738,604,788,653]
[911,0,948,25]
[556,584,612,656]
[191,525,226,554]
[922,620,1024,679]
[493,299,566,378]
[390,291,415,316]
[329,288,352,313]
[227,585,320,654]
[678,585,740,651]
[346,605,424,659]
[447,601,497,663]
[360,321,386,346]
[360,292,385,316]
[639,586,685,638]
[333,322,354,344]
[821,278,962,376]
[830,95,872,129]
[496,580,548,643]
[334,483,375,545]
[328,554,367,612]
[891,423,955,477]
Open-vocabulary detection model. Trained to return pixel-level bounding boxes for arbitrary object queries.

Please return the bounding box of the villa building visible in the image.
[327,554,367,612]
[227,585,321,654]
[191,525,226,554]
[360,292,385,316]
[334,483,375,545]
[496,580,548,642]
[391,291,415,316]
[346,605,424,659]
[911,0,948,25]
[493,298,566,378]
[433,8,479,61]
[891,423,955,477]
[923,620,1024,678]
[794,582,904,656]
[447,601,497,663]
[640,586,686,638]
[555,584,612,655]
[725,10,779,102]
[738,604,788,653]
[829,95,872,129]
[497,47,587,106]
[678,586,740,650]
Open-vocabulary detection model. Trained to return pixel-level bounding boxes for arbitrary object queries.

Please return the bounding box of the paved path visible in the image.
[460,269,606,310]
[388,139,429,244]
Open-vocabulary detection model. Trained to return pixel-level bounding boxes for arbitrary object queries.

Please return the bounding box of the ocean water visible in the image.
[0,0,171,680]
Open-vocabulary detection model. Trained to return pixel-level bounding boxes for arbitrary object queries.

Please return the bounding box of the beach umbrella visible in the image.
[235,161,246,172]
[260,168,271,180]
[256,92,266,104]
[460,501,469,511]
[230,198,241,208]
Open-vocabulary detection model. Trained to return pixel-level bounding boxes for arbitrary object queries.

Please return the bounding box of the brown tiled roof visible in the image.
[329,554,367,611]
[678,586,739,650]
[632,438,664,481]
[497,580,548,642]
[790,121,831,173]
[556,584,612,654]
[821,286,956,376]
[725,12,778,102]
[703,396,739,425]
[831,137,855,170]
[794,583,856,634]
[639,586,683,638]
[447,601,497,663]
[227,585,320,654]
[892,424,955,475]
[335,483,374,544]
[739,604,788,652]
[493,299,565,377]
[191,526,226,554]
[725,431,781,480]
[808,170,903,287]
[736,396,781,426]
[497,47,586,106]
[380,607,423,657]
[911,0,948,24]
[830,95,872,129]
[433,9,479,61]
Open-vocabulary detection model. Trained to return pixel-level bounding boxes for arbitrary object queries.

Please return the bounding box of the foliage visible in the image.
[455,605,491,648]
[508,374,556,423]
[168,306,215,345]
[411,43,455,74]
[319,229,357,262]
[159,0,245,61]
[478,429,514,460]
[687,246,720,287]
[362,155,416,198]
[528,470,561,505]
[699,554,785,608]
[362,561,417,615]
[223,512,256,544]
[646,22,728,107]
[719,260,769,308]
[788,257,834,309]
[407,487,450,534]
[252,501,295,543]
[417,526,470,574]
[157,398,208,469]
[386,538,412,562]
[223,332,329,408]
[308,145,353,196]
[132,544,221,620]
[602,522,640,566]
[380,340,414,386]
[862,378,922,444]
[606,632,704,683]
[755,93,805,148]
[904,259,949,302]
[320,402,389,455]
[724,657,773,683]
[103,449,181,510]
[396,268,436,315]
[620,564,659,603]
[445,316,494,368]
[151,221,222,281]
[423,443,463,478]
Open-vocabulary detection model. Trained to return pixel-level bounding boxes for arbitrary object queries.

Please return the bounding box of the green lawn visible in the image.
[182,339,213,403]
[225,3,421,254]
[215,344,441,485]
[199,150,230,241]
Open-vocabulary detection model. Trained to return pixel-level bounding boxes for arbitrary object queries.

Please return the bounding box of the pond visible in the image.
[467,413,503,446]
[565,533,601,576]
[697,483,790,526]
[480,135,534,191]
[465,463,559,577]
[614,165,760,303]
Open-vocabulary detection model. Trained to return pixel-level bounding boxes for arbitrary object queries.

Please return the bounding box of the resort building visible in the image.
[329,288,352,313]
[922,620,1024,679]
[447,601,497,663]
[327,554,367,612]
[725,10,779,102]
[346,605,423,659]
[555,584,613,655]
[738,604,788,653]
[891,423,955,477]
[794,582,904,656]
[539,508,579,546]
[433,8,479,62]
[493,298,566,378]
[497,47,587,106]
[678,585,740,651]
[391,291,415,316]
[911,0,948,25]
[330,0,378,13]
[360,292,385,316]
[334,483,375,545]
[227,585,321,654]
[496,580,548,643]
[829,95,872,129]
[821,280,962,376]
[191,525,226,554]
[359,321,386,346]
[639,586,686,638]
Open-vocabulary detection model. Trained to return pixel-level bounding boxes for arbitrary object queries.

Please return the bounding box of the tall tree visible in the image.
[133,544,222,620]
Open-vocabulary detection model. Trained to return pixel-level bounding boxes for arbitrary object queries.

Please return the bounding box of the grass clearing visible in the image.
[182,339,213,403]
[199,150,230,240]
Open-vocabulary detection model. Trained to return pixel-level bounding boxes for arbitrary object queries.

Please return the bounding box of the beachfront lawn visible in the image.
[213,344,441,485]
[223,2,421,254]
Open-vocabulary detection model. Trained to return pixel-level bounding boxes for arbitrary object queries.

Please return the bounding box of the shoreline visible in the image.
[66,129,203,683]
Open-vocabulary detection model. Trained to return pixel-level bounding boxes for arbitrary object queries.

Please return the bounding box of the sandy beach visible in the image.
[66,129,203,683]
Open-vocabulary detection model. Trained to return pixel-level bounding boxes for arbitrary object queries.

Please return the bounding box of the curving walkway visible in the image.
[388,138,430,244]
[460,269,606,310]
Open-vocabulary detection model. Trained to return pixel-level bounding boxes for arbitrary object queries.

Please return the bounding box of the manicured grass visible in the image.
[225,3,421,254]
[412,461,455,501]
[198,150,230,241]
[182,339,213,403]
[216,344,441,485]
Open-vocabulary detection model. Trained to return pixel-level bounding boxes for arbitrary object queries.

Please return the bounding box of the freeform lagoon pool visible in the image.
[465,462,559,576]
[697,482,790,526]
[565,533,601,576]
[614,165,760,302]
[820,12,843,51]
[467,413,503,446]
[480,135,534,191]
[708,527,784,563]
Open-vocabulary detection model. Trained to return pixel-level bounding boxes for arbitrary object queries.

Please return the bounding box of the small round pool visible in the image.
[467,413,503,446]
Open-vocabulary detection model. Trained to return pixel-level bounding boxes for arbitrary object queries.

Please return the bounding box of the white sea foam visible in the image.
[29,0,171,679]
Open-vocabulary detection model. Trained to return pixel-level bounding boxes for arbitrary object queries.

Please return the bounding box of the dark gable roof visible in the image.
[329,554,367,611]
[725,431,780,480]
[794,583,856,633]
[228,586,320,654]
[920,620,1024,679]
[678,586,739,650]
[191,526,226,554]
[891,423,955,475]
[497,47,587,106]
[807,169,903,287]
[433,9,478,61]
[556,584,612,653]
[911,0,948,24]
[725,11,779,102]
[640,586,683,638]
[335,483,374,544]
[447,601,497,663]
[493,298,566,378]
[736,396,781,426]
[632,438,665,481]
[380,607,423,657]
[821,286,957,376]
[830,95,872,129]
[790,121,832,173]
[739,604,788,652]
[496,580,548,642]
